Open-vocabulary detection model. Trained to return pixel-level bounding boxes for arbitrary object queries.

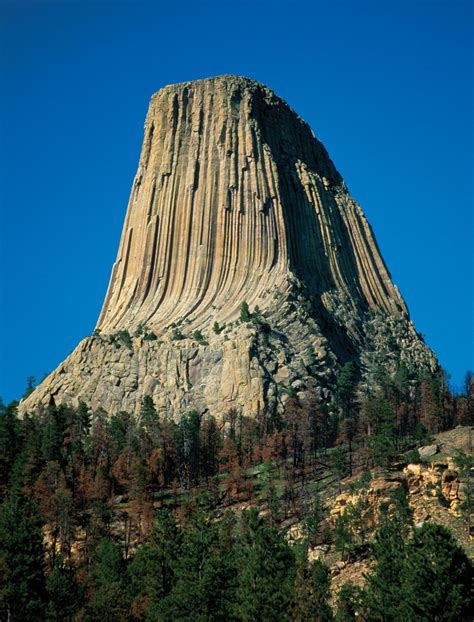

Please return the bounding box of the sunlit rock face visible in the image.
[98,75,404,332]
[20,76,437,419]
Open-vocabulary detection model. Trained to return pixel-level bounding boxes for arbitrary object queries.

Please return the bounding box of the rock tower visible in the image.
[20,76,437,418]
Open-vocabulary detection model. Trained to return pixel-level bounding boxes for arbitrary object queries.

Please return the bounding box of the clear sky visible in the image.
[1,0,472,402]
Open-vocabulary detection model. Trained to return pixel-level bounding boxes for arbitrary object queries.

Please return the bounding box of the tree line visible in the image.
[0,363,472,620]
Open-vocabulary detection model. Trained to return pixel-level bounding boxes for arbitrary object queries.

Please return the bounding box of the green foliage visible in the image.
[213,321,223,334]
[87,538,129,621]
[234,508,294,622]
[128,510,180,618]
[261,461,281,525]
[233,507,295,621]
[454,449,473,531]
[192,329,208,345]
[109,330,133,349]
[334,507,357,562]
[329,447,349,481]
[364,521,473,621]
[404,448,421,464]
[46,558,82,621]
[334,582,364,622]
[171,327,185,341]
[176,410,201,486]
[157,508,235,621]
[358,469,372,489]
[134,323,145,337]
[143,330,158,341]
[336,362,357,414]
[140,396,159,430]
[291,557,333,621]
[23,375,36,398]
[0,491,46,621]
[304,489,323,547]
[239,300,251,323]
[0,401,20,500]
[368,399,397,468]
[401,523,473,620]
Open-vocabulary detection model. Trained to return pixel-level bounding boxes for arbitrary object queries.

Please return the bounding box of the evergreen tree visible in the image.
[0,401,20,500]
[454,449,473,534]
[0,490,46,621]
[291,557,333,621]
[86,538,129,621]
[46,558,82,621]
[127,509,180,619]
[41,403,67,465]
[240,301,251,322]
[233,507,295,621]
[176,410,201,487]
[364,489,413,621]
[401,523,473,621]
[367,399,397,468]
[157,506,235,621]
[334,582,364,622]
[304,489,323,547]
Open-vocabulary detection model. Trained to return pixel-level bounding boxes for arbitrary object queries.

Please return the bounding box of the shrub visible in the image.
[117,330,133,349]
[143,331,158,341]
[240,301,251,323]
[171,328,184,341]
[192,330,208,345]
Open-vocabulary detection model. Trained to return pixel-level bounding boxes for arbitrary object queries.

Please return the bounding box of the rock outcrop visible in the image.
[20,75,437,419]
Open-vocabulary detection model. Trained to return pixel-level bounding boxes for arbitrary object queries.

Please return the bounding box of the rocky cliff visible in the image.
[20,75,437,418]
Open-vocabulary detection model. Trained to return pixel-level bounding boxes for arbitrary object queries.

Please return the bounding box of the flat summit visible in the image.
[21,75,437,418]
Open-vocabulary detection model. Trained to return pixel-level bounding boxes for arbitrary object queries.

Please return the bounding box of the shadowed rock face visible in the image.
[20,76,437,419]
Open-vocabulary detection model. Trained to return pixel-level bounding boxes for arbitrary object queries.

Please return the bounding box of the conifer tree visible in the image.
[46,558,82,621]
[0,401,20,500]
[127,509,180,618]
[233,507,295,621]
[86,538,129,621]
[157,505,235,621]
[401,523,473,621]
[0,490,46,621]
[291,557,333,621]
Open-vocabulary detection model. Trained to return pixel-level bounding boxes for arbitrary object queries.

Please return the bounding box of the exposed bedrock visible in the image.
[20,75,437,419]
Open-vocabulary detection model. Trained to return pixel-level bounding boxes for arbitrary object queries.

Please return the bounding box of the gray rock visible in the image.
[418,444,439,459]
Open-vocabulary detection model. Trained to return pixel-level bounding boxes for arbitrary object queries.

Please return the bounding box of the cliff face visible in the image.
[20,76,437,419]
[98,75,404,333]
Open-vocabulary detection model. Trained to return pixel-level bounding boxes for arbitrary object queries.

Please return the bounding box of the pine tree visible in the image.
[304,489,323,547]
[334,582,364,622]
[127,509,180,619]
[367,399,397,468]
[157,505,235,621]
[233,507,295,621]
[401,523,473,621]
[0,490,46,621]
[364,489,413,621]
[291,557,333,621]
[0,401,20,500]
[176,410,201,487]
[46,558,82,621]
[86,538,129,621]
[240,300,251,322]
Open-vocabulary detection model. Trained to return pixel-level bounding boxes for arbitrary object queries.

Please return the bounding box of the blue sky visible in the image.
[1,0,472,402]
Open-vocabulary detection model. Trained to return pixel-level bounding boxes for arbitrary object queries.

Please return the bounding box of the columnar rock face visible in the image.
[20,76,437,419]
[98,75,404,333]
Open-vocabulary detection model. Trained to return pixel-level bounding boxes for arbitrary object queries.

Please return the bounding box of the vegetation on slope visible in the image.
[0,365,472,620]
